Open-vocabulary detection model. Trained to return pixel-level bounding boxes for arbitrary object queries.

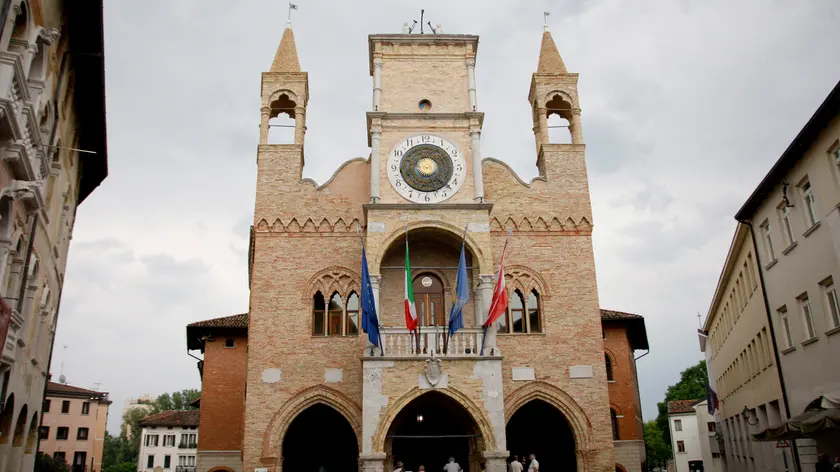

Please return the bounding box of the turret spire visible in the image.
[537,26,567,74]
[270,22,301,72]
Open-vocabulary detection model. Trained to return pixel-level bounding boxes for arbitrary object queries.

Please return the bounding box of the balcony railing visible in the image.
[368,326,485,357]
[177,442,197,449]
[175,467,195,472]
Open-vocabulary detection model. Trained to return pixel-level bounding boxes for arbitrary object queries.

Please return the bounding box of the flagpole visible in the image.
[480,230,511,356]
[358,228,384,356]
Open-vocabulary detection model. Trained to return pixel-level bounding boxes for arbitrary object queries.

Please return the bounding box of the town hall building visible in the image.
[185,21,649,472]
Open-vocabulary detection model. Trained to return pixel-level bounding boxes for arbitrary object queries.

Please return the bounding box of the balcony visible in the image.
[1,307,23,366]
[367,326,487,358]
[175,467,195,472]
[0,50,45,184]
[177,442,197,449]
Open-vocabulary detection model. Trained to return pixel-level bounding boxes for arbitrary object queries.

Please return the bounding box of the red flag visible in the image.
[483,243,508,328]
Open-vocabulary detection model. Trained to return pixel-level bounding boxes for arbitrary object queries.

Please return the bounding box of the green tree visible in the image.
[35,452,70,472]
[103,462,137,472]
[654,360,708,455]
[643,421,669,470]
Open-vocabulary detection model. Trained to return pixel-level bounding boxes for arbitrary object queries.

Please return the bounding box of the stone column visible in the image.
[294,106,306,146]
[372,58,383,111]
[537,107,549,147]
[470,130,484,202]
[477,274,496,351]
[370,127,382,203]
[360,453,386,472]
[570,108,584,144]
[21,283,36,344]
[482,451,510,472]
[259,107,271,144]
[466,58,477,111]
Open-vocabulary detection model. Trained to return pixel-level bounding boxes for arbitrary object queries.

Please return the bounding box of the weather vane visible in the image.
[544,11,550,26]
[403,9,440,34]
[288,2,298,22]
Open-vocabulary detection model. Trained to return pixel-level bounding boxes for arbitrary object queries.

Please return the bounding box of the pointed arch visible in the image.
[372,387,497,452]
[270,218,284,232]
[24,412,38,453]
[317,218,332,232]
[490,217,503,232]
[519,218,534,231]
[564,217,577,231]
[550,217,563,231]
[261,385,362,460]
[333,218,348,232]
[534,217,548,231]
[505,381,593,452]
[578,217,591,230]
[503,217,517,232]
[12,404,28,446]
[302,218,316,232]
[256,219,269,232]
[0,393,15,444]
[286,218,301,232]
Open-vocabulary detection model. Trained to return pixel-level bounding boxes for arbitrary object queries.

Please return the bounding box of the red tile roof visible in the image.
[46,382,109,401]
[668,399,701,414]
[187,313,248,329]
[600,309,644,320]
[138,410,200,427]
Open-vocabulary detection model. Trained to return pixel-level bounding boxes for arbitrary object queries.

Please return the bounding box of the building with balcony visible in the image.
[183,21,651,472]
[37,382,110,472]
[137,410,199,472]
[0,2,107,472]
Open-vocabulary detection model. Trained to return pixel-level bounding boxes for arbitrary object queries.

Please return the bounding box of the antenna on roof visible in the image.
[59,344,67,383]
[93,382,103,391]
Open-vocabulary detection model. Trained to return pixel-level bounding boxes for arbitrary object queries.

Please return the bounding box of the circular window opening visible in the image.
[418,99,432,111]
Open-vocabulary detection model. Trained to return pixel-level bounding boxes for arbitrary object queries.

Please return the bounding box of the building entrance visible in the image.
[386,392,485,472]
[281,403,358,471]
[506,399,577,471]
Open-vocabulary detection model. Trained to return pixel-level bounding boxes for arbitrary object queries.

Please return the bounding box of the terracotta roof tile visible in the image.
[668,399,701,414]
[600,309,644,321]
[138,410,200,427]
[187,313,248,329]
[46,382,108,400]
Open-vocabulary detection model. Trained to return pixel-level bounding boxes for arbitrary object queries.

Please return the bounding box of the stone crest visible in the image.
[424,357,443,386]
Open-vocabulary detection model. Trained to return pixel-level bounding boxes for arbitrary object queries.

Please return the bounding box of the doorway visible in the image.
[281,403,359,471]
[506,400,577,471]
[386,391,484,472]
[414,273,444,327]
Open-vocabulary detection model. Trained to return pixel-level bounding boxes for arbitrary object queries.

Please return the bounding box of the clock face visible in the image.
[387,134,466,204]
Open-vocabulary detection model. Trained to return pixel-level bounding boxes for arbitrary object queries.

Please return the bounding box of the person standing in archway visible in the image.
[443,457,462,472]
[393,461,405,472]
[527,454,539,472]
[509,455,523,472]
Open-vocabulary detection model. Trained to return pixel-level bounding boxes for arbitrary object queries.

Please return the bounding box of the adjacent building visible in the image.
[121,395,155,439]
[701,222,792,471]
[38,382,110,472]
[667,400,703,472]
[137,410,200,472]
[0,2,107,472]
[602,309,649,472]
[701,78,840,471]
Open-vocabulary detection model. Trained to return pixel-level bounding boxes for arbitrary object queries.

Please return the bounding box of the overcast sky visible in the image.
[51,0,840,434]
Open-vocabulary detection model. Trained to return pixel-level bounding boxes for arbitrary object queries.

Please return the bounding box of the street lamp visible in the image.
[742,406,758,426]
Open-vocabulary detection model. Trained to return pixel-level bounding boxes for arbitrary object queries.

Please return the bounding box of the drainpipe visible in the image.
[738,219,800,472]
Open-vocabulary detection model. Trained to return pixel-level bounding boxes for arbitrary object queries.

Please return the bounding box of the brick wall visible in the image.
[604,324,644,441]
[199,333,248,453]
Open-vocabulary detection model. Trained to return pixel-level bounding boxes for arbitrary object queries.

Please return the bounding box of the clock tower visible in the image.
[367,34,485,204]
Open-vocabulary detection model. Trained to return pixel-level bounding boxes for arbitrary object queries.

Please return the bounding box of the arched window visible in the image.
[312,291,325,336]
[267,94,296,144]
[610,408,620,440]
[606,354,614,381]
[10,2,27,41]
[527,290,541,333]
[27,253,38,279]
[28,37,47,82]
[0,394,14,444]
[346,292,359,335]
[327,292,343,336]
[545,94,573,144]
[510,290,525,333]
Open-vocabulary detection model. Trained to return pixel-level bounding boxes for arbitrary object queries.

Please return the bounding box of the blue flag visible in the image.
[448,243,470,336]
[360,248,380,347]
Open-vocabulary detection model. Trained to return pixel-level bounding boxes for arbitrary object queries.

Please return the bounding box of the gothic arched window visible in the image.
[606,354,614,381]
[510,290,525,333]
[527,289,541,333]
[312,291,326,336]
[327,292,343,336]
[267,94,297,144]
[346,292,359,335]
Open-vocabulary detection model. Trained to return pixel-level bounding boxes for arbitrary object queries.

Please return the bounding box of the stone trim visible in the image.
[260,385,362,462]
[371,387,497,452]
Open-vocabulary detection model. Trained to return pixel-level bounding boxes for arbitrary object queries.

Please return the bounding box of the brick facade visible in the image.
[189,24,649,472]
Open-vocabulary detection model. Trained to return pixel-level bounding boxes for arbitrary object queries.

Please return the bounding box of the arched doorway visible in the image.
[281,403,358,472]
[386,391,484,472]
[506,400,576,470]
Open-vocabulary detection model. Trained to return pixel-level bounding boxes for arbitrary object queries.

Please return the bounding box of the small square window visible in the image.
[677,440,686,453]
[707,421,716,432]
[39,426,49,440]
[43,399,51,413]
[77,427,89,440]
[56,427,69,440]
[225,339,235,348]
[674,419,682,431]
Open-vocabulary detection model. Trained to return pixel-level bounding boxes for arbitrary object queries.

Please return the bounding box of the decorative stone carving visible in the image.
[424,356,443,386]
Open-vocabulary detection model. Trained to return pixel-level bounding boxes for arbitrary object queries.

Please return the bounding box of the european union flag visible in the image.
[361,248,380,348]
[448,242,470,337]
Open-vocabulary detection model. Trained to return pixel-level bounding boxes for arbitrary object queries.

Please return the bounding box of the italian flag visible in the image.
[404,236,418,331]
